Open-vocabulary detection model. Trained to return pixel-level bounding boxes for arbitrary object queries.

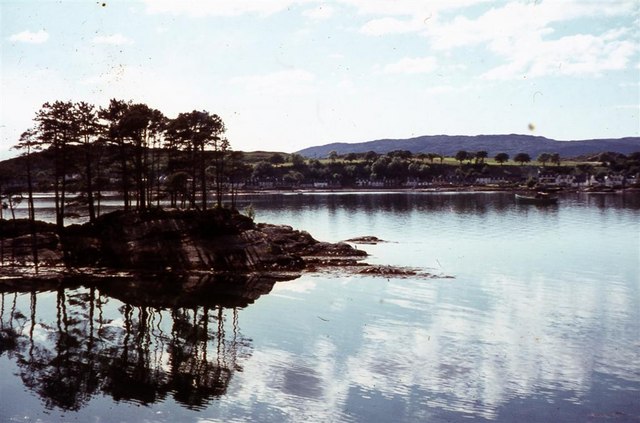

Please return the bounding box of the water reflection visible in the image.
[0,273,275,412]
[216,268,639,422]
[246,192,519,216]
[2,192,639,422]
[8,191,640,228]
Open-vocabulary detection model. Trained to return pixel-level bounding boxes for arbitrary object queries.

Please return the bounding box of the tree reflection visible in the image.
[0,293,19,356]
[258,192,518,217]
[169,306,232,409]
[101,302,168,405]
[16,287,101,410]
[0,272,279,411]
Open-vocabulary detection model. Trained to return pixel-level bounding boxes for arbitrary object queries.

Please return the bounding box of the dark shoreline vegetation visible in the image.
[0,99,638,284]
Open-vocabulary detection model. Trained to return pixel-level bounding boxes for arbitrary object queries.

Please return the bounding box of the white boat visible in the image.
[515,193,558,205]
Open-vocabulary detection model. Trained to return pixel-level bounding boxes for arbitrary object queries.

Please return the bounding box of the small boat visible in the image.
[581,186,616,194]
[515,192,558,205]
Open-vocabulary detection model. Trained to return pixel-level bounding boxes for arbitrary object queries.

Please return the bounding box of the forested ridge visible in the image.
[296,134,640,159]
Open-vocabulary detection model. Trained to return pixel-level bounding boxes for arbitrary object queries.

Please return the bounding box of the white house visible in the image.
[604,174,626,188]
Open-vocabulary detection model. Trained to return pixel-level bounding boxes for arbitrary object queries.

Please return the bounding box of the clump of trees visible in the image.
[9,99,231,233]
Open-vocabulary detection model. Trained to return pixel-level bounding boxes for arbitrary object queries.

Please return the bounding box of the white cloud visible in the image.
[346,0,639,63]
[302,5,334,20]
[340,0,492,18]
[481,29,637,80]
[9,30,49,44]
[403,0,640,80]
[353,0,496,36]
[424,1,634,51]
[92,33,134,45]
[383,57,437,74]
[350,0,639,83]
[142,0,494,22]
[143,0,313,17]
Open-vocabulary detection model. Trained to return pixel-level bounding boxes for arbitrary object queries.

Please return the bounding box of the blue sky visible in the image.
[1,0,638,159]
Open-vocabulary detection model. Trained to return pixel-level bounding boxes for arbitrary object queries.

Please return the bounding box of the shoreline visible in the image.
[8,185,640,199]
[240,185,640,195]
[2,186,638,226]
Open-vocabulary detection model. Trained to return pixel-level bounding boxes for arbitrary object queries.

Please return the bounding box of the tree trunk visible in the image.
[26,152,39,270]
[200,145,207,210]
[216,152,224,208]
[155,148,162,208]
[8,196,15,221]
[53,144,62,232]
[135,138,146,211]
[120,142,130,211]
[1,189,4,266]
[85,143,96,223]
[60,169,66,232]
[191,147,197,209]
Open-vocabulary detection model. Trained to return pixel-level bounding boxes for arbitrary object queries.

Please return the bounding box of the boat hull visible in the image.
[515,194,558,205]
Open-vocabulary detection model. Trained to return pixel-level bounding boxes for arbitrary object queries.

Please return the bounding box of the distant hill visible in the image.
[295,134,640,159]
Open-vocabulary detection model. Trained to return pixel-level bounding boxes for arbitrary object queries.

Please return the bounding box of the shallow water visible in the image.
[1,192,639,422]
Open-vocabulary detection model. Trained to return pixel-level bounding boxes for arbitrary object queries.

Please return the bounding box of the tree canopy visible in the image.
[514,152,531,165]
[494,152,509,165]
[9,99,231,229]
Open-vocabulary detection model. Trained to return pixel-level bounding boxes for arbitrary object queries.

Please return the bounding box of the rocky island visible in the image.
[0,208,434,304]
[0,208,366,272]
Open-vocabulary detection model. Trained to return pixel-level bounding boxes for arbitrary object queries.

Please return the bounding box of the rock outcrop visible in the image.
[0,219,63,267]
[1,208,367,276]
[1,209,448,283]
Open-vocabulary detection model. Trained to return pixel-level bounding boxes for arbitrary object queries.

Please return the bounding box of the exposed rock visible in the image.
[300,241,368,257]
[357,266,418,276]
[0,209,452,282]
[0,233,63,267]
[0,219,63,267]
[58,209,307,272]
[345,236,386,245]
[1,209,367,276]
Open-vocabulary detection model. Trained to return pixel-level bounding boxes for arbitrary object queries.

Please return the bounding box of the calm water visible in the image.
[1,192,639,422]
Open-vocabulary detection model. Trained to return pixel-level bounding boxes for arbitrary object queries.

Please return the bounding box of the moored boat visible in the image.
[515,192,558,205]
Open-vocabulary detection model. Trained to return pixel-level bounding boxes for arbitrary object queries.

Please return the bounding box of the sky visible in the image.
[1,0,639,159]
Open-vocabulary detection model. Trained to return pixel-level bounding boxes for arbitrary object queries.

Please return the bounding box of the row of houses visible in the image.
[249,172,640,190]
[537,172,639,188]
[351,172,640,189]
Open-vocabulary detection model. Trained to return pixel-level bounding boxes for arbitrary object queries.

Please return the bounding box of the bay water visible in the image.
[1,192,638,422]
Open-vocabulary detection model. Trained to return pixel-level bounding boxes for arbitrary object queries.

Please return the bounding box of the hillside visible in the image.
[0,146,289,189]
[295,134,640,159]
